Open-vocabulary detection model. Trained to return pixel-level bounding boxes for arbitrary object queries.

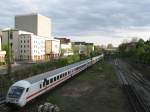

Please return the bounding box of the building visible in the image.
[45,39,60,59]
[15,13,52,38]
[19,33,47,61]
[0,31,6,62]
[55,37,73,56]
[2,13,60,61]
[2,28,33,60]
[2,28,60,61]
[72,42,94,56]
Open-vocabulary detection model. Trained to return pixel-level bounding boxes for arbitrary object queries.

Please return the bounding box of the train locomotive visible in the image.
[6,54,104,107]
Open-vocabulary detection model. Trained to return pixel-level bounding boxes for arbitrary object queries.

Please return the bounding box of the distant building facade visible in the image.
[55,37,73,56]
[72,42,94,56]
[45,39,60,59]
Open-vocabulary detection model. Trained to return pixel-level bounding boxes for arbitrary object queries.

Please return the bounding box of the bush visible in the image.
[10,55,86,82]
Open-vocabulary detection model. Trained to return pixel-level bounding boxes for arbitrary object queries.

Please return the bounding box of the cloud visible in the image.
[1,0,150,46]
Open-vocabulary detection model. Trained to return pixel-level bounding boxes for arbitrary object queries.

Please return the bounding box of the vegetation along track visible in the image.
[113,59,150,112]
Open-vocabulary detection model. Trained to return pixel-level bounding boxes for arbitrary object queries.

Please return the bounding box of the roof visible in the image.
[25,59,91,84]
[73,42,94,45]
[72,42,86,45]
[54,37,71,44]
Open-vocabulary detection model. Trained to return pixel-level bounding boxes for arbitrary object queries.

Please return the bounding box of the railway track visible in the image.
[113,59,150,112]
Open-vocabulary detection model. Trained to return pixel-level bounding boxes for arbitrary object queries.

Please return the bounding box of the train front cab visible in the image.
[6,80,31,107]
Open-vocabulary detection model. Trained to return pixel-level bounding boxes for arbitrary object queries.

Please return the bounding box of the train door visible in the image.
[43,78,49,90]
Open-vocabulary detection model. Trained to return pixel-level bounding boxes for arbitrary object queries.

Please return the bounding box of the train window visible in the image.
[54,77,56,81]
[50,78,53,83]
[60,74,62,78]
[46,80,49,85]
[26,88,29,92]
[43,82,46,87]
[40,84,42,88]
[57,76,59,80]
[65,72,67,76]
[63,73,65,77]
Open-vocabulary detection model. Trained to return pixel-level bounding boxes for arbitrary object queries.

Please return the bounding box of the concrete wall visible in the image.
[15,13,51,38]
[37,14,52,38]
[15,14,37,35]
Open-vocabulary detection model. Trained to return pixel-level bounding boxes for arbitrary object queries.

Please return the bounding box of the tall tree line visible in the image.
[119,39,150,64]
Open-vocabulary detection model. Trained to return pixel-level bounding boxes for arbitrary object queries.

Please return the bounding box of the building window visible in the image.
[24,50,26,53]
[21,40,22,43]
[10,32,13,39]
[27,40,29,43]
[24,45,26,48]
[10,43,13,47]
[24,40,25,43]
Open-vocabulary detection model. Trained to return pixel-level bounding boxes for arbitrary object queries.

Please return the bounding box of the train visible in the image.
[6,54,104,107]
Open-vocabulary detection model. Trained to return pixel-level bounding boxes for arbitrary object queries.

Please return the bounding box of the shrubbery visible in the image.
[11,55,81,81]
[119,39,150,64]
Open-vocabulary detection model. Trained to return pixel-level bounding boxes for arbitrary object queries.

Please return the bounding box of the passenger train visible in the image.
[6,54,104,107]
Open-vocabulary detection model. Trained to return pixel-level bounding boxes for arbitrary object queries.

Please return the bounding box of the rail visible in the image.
[114,59,150,112]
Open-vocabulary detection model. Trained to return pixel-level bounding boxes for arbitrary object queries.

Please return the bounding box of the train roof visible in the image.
[24,59,91,84]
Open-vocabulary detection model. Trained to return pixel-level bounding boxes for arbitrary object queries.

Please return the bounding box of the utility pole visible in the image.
[7,30,11,75]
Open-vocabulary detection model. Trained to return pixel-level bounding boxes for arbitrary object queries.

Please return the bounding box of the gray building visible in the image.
[15,13,52,38]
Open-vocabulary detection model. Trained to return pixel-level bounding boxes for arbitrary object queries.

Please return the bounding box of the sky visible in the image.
[1,0,150,47]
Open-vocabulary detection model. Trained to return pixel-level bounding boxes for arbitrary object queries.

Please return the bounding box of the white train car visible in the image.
[6,54,103,107]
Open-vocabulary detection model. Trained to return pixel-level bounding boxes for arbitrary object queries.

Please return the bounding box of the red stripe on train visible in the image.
[26,67,87,100]
[26,76,70,100]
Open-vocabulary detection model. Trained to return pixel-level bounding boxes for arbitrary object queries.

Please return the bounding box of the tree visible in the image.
[2,44,13,63]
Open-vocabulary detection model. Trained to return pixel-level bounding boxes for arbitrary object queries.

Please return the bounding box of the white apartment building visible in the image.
[15,13,52,38]
[2,29,60,61]
[19,34,47,61]
[72,42,94,55]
